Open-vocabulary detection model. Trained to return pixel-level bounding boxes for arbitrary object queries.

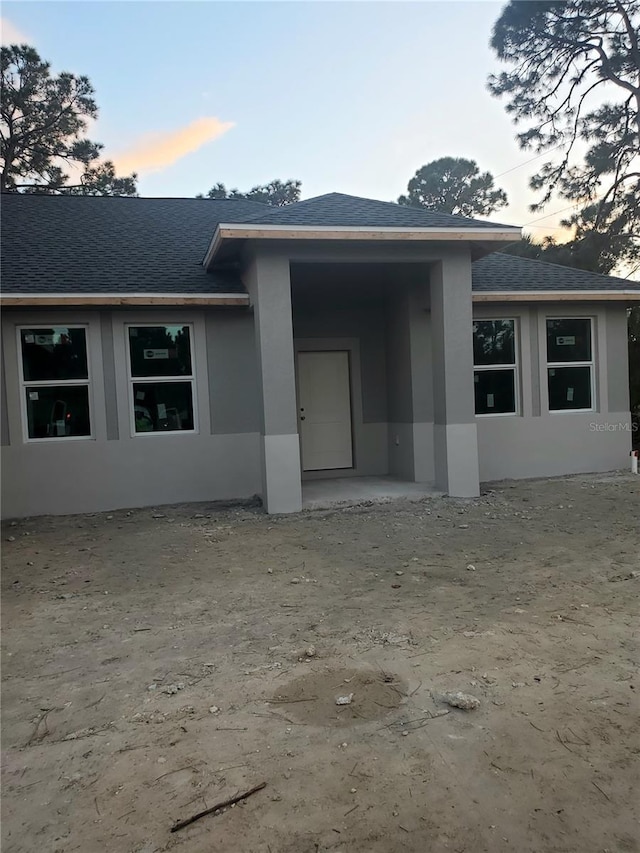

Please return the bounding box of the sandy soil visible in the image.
[2,473,639,853]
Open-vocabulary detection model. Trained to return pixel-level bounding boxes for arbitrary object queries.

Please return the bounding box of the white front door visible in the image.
[297,350,353,471]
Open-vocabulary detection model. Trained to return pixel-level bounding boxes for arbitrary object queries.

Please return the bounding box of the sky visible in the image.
[1,1,577,236]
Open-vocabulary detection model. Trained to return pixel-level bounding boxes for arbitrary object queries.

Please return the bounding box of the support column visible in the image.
[406,278,434,482]
[245,251,302,513]
[430,253,480,497]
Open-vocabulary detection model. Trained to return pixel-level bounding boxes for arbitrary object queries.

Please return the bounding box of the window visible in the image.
[127,325,195,433]
[19,326,92,439]
[546,318,594,411]
[473,319,518,416]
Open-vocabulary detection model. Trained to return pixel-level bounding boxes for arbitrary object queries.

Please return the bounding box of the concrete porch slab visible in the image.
[302,476,441,510]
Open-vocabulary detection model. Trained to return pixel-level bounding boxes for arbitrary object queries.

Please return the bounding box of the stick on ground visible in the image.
[170,782,267,833]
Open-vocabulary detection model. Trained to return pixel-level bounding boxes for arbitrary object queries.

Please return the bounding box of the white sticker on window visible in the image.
[567,387,574,402]
[143,348,169,359]
[136,391,145,401]
[157,403,167,419]
[28,391,39,401]
[487,393,494,408]
[24,334,35,344]
[35,334,54,346]
[557,336,576,346]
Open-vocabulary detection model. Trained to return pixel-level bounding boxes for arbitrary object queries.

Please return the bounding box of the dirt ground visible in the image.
[2,473,639,853]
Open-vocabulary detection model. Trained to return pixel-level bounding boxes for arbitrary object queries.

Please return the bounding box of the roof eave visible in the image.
[0,292,250,307]
[203,223,522,269]
[472,289,640,302]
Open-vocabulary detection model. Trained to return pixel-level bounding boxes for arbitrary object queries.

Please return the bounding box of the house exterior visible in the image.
[1,192,638,519]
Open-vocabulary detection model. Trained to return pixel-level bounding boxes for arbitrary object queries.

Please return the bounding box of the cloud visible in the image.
[1,17,32,46]
[111,117,234,175]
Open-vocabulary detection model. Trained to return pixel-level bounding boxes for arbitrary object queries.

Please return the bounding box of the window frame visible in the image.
[473,317,520,418]
[17,324,94,443]
[125,322,198,437]
[545,316,595,414]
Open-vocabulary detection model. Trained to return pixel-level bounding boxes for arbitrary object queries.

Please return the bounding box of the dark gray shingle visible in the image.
[240,192,514,230]
[0,194,264,294]
[2,194,636,296]
[472,252,639,292]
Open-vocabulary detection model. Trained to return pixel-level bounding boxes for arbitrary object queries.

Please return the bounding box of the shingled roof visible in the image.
[0,194,265,294]
[1,194,637,297]
[472,252,640,292]
[239,192,514,230]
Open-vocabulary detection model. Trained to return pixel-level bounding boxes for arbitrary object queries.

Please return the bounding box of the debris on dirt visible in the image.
[170,781,267,833]
[336,693,354,706]
[395,570,404,576]
[25,708,53,747]
[6,536,16,542]
[209,706,220,714]
[391,584,401,589]
[298,644,316,661]
[441,691,481,710]
[63,723,114,741]
[162,683,185,695]
[512,682,526,688]
[467,564,476,571]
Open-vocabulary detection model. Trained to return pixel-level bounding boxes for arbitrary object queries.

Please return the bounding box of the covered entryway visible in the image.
[296,350,353,471]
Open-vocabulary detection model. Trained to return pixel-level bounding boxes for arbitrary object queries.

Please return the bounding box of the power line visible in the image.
[494,145,565,180]
[523,202,581,226]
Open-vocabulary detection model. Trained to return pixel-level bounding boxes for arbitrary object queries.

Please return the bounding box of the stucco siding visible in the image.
[2,432,262,517]
[1,307,263,518]
[474,302,632,481]
[205,311,261,434]
[606,307,631,413]
[477,413,631,481]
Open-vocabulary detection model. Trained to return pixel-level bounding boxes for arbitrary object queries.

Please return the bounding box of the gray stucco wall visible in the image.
[1,307,262,518]
[474,302,632,481]
[1,258,633,518]
[206,311,261,434]
[1,352,9,447]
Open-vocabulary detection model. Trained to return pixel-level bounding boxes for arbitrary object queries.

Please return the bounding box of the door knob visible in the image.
[300,416,306,420]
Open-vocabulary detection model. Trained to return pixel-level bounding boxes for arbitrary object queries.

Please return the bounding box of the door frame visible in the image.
[294,337,363,480]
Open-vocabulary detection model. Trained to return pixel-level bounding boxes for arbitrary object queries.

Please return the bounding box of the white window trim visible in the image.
[473,318,520,418]
[125,322,198,437]
[546,316,595,414]
[17,324,94,443]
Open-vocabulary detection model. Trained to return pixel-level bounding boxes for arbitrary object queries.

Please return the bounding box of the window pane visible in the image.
[21,328,88,381]
[546,319,591,363]
[473,320,515,366]
[474,369,516,415]
[129,326,192,377]
[548,366,592,410]
[25,386,90,438]
[133,382,194,432]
